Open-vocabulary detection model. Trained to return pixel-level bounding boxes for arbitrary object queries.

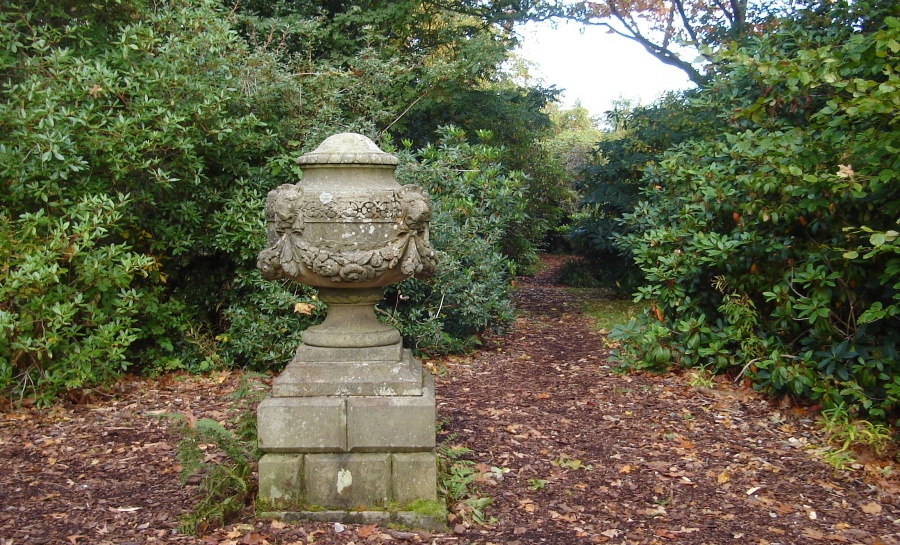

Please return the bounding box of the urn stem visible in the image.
[300,288,401,348]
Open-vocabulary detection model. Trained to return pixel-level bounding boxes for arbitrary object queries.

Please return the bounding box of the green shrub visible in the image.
[0,0,539,399]
[0,0,405,391]
[382,127,524,353]
[219,269,325,370]
[0,194,154,404]
[611,1,900,421]
[572,93,721,291]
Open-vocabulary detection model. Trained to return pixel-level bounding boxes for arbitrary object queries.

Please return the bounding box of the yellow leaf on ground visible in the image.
[860,502,882,514]
[358,524,378,538]
[717,470,730,484]
[801,527,824,540]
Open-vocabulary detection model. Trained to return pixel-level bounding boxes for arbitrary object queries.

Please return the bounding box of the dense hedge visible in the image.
[0,1,532,402]
[607,1,900,420]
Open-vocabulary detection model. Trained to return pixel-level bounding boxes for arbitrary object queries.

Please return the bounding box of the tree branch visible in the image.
[672,0,699,44]
[576,16,708,85]
[662,1,676,49]
[710,0,735,25]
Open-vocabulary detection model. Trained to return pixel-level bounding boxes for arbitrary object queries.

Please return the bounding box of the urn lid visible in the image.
[296,133,399,166]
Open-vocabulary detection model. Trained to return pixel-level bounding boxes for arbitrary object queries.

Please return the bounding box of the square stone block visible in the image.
[392,452,437,505]
[346,375,436,451]
[258,454,304,504]
[258,397,346,452]
[305,453,391,509]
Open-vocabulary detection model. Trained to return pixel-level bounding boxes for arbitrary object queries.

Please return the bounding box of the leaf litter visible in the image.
[1,255,898,544]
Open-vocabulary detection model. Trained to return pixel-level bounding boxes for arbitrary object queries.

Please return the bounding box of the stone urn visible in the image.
[255,133,441,527]
[257,132,437,349]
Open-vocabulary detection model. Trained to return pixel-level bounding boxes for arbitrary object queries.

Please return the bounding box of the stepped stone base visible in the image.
[257,344,438,522]
[272,342,424,397]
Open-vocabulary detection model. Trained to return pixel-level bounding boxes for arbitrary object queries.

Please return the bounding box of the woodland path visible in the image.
[1,255,899,545]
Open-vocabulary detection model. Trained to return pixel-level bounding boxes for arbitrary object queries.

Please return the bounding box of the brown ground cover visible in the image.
[2,255,899,545]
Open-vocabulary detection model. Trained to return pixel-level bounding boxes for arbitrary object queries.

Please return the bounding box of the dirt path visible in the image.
[437,256,900,544]
[1,256,898,545]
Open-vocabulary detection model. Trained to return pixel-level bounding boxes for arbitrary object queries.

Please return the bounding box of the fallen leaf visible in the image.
[717,470,730,484]
[67,535,86,545]
[534,393,550,400]
[655,528,677,540]
[549,510,577,523]
[860,502,882,515]
[619,464,635,474]
[183,409,197,428]
[270,519,286,530]
[801,527,824,540]
[241,533,267,545]
[600,529,620,538]
[358,524,378,538]
[294,302,315,315]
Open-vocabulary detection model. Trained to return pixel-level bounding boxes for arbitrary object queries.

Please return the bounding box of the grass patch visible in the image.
[405,499,448,518]
[580,296,643,335]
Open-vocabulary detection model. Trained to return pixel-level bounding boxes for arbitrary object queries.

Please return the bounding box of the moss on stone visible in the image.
[403,499,446,519]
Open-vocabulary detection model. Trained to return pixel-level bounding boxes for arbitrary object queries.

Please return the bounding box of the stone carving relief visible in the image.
[257,183,437,283]
[303,193,400,221]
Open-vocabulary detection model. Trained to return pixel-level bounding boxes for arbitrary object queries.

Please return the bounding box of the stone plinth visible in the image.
[256,351,439,513]
[255,134,441,527]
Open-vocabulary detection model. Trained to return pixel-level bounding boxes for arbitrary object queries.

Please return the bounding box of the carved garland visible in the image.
[257,184,437,283]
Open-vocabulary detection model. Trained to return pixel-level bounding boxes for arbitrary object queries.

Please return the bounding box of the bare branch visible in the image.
[672,0,699,44]
[710,0,735,24]
[662,1,677,50]
[580,15,707,84]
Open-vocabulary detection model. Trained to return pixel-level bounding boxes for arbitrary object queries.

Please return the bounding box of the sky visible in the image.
[516,20,695,117]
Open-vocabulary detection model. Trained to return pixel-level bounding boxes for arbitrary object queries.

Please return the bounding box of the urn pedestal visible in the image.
[255,134,442,528]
